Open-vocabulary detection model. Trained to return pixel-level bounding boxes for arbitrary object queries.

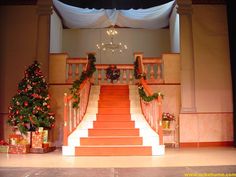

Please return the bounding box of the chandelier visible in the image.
[96,26,128,53]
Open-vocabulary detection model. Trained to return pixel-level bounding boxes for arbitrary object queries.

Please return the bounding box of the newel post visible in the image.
[63,93,68,146]
[134,52,144,74]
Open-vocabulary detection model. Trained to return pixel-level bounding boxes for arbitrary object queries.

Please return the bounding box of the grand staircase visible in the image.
[62,85,164,156]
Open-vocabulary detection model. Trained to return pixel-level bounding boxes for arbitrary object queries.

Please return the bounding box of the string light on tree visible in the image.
[7,60,55,134]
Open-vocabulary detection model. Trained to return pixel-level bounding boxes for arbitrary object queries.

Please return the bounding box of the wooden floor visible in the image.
[1,147,236,168]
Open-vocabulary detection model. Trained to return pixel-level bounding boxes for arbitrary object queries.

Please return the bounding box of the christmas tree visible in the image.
[7,61,55,134]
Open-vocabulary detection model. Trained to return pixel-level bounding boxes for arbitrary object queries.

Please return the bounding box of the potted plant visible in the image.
[162,112,175,129]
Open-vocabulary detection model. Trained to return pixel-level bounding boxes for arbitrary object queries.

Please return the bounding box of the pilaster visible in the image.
[36,0,53,78]
[177,0,196,113]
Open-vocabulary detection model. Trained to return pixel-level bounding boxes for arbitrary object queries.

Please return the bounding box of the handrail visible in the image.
[63,78,91,146]
[139,78,163,145]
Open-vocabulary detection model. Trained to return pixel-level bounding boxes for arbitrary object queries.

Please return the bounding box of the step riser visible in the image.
[99,97,129,101]
[93,121,135,129]
[101,86,129,90]
[88,129,139,136]
[75,146,152,156]
[98,108,130,114]
[99,91,129,94]
[96,115,131,121]
[80,137,143,145]
[98,102,130,107]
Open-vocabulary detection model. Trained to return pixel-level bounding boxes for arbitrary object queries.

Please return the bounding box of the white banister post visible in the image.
[177,0,196,113]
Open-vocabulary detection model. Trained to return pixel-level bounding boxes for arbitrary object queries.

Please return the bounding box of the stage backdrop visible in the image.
[61,28,170,64]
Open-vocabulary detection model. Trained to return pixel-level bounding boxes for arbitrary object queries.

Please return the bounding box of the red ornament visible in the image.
[24,101,28,106]
[47,105,51,109]
[16,110,19,115]
[51,124,55,128]
[37,107,41,111]
[20,116,23,120]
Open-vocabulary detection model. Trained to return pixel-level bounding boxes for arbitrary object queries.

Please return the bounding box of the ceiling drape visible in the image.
[53,0,175,29]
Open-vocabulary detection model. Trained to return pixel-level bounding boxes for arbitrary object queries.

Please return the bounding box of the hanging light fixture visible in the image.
[96,26,128,53]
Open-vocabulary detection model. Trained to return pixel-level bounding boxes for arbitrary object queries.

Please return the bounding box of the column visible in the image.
[177,0,196,113]
[36,0,53,78]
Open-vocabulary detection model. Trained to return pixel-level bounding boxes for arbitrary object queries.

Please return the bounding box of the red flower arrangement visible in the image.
[162,112,175,121]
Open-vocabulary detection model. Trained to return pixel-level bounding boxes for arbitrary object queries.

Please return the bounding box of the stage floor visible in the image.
[0,147,236,168]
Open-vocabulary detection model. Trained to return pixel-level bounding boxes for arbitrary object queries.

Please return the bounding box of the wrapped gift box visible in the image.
[9,134,23,145]
[22,132,32,145]
[0,145,9,153]
[32,131,43,148]
[43,130,48,143]
[42,142,49,148]
[9,144,30,154]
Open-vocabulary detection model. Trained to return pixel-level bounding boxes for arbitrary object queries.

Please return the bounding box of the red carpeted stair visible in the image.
[75,85,152,156]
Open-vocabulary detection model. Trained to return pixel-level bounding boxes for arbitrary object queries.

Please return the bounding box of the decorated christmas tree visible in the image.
[7,61,55,134]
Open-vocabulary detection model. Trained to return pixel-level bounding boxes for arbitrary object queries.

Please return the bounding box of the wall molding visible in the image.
[180,112,233,115]
[180,141,233,147]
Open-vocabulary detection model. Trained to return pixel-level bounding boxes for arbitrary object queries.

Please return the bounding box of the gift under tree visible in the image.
[7,60,55,135]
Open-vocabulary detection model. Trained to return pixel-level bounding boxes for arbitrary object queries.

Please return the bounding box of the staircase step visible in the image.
[98,101,130,108]
[99,95,129,100]
[88,128,139,136]
[100,90,129,92]
[96,114,131,121]
[75,146,152,156]
[98,108,130,114]
[93,121,135,129]
[101,85,129,90]
[80,136,143,145]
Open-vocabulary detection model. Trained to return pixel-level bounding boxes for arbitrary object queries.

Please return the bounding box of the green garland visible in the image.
[138,85,163,102]
[70,54,96,108]
[134,57,146,79]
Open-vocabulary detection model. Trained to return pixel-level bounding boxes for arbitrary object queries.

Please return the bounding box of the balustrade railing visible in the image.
[65,58,163,84]
[94,64,134,85]
[66,58,88,83]
[63,78,91,146]
[142,58,163,84]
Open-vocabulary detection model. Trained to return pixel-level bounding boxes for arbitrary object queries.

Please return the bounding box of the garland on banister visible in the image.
[138,84,164,102]
[70,54,96,108]
[134,57,146,80]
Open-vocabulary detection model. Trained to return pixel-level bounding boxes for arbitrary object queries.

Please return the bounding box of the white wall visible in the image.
[50,10,62,53]
[169,5,180,53]
[192,5,232,112]
[62,28,171,64]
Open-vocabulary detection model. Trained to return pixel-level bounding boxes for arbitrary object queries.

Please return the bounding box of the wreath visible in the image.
[106,65,120,83]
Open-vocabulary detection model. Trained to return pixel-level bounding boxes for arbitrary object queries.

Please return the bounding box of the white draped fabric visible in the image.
[53,0,175,29]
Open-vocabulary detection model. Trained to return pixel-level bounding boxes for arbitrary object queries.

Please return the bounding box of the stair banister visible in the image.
[63,78,91,146]
[139,78,163,145]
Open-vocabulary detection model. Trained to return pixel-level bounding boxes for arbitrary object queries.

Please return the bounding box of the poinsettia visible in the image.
[162,112,175,121]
